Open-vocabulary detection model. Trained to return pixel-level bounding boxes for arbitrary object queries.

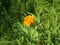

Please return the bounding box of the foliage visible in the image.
[0,0,60,45]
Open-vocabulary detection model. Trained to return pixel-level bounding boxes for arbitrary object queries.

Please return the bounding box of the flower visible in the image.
[23,14,35,26]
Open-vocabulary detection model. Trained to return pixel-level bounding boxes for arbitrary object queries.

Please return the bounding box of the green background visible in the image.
[0,0,60,45]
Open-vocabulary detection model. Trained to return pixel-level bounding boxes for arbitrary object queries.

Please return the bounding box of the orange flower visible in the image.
[24,14,35,26]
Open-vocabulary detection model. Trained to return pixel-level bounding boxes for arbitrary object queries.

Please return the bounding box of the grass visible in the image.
[0,0,60,45]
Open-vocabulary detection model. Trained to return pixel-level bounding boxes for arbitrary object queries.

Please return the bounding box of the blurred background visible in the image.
[0,0,60,45]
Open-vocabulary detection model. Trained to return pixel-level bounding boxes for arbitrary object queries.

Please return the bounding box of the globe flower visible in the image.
[24,14,35,26]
